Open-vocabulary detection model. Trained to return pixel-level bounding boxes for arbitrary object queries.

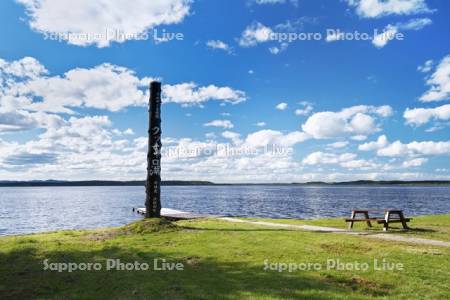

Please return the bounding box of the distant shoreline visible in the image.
[1,180,450,187]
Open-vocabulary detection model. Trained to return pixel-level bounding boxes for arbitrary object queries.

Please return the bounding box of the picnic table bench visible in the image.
[345,209,411,231]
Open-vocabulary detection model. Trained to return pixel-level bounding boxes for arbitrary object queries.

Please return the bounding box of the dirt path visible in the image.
[219,217,450,248]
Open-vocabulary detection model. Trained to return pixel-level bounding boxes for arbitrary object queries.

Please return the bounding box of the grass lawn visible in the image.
[0,215,449,299]
[243,214,450,242]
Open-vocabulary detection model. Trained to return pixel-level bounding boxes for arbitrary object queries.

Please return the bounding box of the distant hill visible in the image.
[293,180,450,186]
[0,180,449,187]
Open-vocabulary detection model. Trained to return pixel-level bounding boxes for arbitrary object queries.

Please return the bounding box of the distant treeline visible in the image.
[294,180,450,186]
[0,180,449,187]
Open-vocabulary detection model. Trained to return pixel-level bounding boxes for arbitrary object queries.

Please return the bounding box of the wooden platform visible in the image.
[133,208,214,220]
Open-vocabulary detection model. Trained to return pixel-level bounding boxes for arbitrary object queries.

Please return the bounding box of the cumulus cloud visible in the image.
[238,19,308,53]
[276,102,288,110]
[244,130,309,148]
[359,135,388,151]
[402,157,427,168]
[301,105,392,139]
[0,111,37,133]
[222,131,242,145]
[0,57,247,120]
[163,83,247,105]
[206,40,233,54]
[372,25,399,48]
[17,0,192,47]
[204,120,234,129]
[404,104,450,126]
[328,141,349,149]
[239,22,274,47]
[378,140,450,157]
[0,56,47,78]
[346,0,433,18]
[420,55,450,102]
[359,136,450,157]
[302,151,357,166]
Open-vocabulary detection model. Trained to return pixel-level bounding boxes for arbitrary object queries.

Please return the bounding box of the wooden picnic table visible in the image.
[345,209,411,231]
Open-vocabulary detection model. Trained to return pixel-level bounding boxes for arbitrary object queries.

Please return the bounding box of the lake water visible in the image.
[1,185,449,236]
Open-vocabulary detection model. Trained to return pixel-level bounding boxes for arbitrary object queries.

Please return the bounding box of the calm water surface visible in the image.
[0,185,449,235]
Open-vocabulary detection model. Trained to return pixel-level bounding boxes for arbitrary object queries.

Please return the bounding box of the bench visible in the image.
[345,209,411,231]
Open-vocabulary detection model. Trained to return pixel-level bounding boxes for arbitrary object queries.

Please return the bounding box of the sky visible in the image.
[0,0,449,183]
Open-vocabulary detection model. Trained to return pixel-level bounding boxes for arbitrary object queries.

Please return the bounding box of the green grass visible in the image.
[242,214,450,242]
[0,216,449,299]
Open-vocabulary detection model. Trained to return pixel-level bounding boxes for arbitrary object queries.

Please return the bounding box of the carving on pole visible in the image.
[145,81,162,218]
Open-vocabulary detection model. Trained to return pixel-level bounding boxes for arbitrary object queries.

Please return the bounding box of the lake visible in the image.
[1,185,449,236]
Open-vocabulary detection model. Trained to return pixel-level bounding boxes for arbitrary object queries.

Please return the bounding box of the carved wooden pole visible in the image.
[145,81,162,218]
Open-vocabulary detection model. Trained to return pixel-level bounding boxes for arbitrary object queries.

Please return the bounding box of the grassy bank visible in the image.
[244,214,450,242]
[1,215,449,299]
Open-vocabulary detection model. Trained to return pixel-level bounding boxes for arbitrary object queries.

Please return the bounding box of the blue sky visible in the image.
[0,0,449,182]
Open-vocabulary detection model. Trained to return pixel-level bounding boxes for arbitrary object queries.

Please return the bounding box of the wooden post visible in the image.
[145,81,162,218]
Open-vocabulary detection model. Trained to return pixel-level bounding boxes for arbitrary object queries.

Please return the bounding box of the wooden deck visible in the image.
[133,208,214,220]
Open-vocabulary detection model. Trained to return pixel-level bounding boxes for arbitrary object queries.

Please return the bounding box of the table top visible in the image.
[352,209,403,213]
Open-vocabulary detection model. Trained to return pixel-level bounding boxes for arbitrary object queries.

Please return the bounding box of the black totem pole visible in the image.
[145,81,162,218]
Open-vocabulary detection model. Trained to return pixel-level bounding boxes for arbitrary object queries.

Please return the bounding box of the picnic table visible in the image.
[345,209,411,231]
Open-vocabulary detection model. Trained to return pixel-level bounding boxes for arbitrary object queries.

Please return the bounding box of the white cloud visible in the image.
[205,132,217,139]
[17,0,192,47]
[375,105,394,117]
[420,55,450,102]
[302,112,347,139]
[372,25,399,48]
[123,128,135,135]
[276,102,288,110]
[244,130,309,148]
[25,63,148,113]
[206,40,233,54]
[255,122,266,127]
[163,83,247,105]
[295,102,313,116]
[351,135,368,141]
[328,141,349,149]
[0,111,37,133]
[0,56,47,78]
[418,60,433,73]
[0,57,247,115]
[350,113,377,133]
[252,0,298,5]
[302,105,391,139]
[346,0,433,18]
[400,17,432,30]
[269,43,289,55]
[222,131,242,145]
[340,159,379,169]
[372,18,431,48]
[404,104,450,126]
[239,22,274,47]
[402,157,427,168]
[374,139,450,157]
[302,152,357,166]
[359,135,388,151]
[204,120,234,129]
[326,31,345,42]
